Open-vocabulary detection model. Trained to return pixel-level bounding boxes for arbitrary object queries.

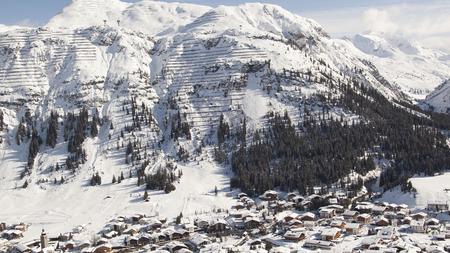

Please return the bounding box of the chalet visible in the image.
[410,219,426,233]
[343,210,359,221]
[330,219,346,229]
[287,219,303,228]
[377,227,397,241]
[303,220,316,229]
[237,193,248,199]
[326,204,345,213]
[303,239,335,250]
[249,239,265,250]
[194,218,209,229]
[356,213,371,224]
[286,193,298,201]
[260,190,278,201]
[13,224,26,232]
[183,223,196,233]
[283,230,306,241]
[138,235,152,246]
[187,233,210,251]
[93,244,112,253]
[299,200,312,210]
[284,213,299,222]
[396,210,408,219]
[372,205,387,215]
[319,209,336,219]
[398,204,409,210]
[327,198,339,205]
[166,229,188,240]
[321,228,341,241]
[411,212,427,221]
[426,245,447,253]
[299,212,316,222]
[102,231,117,239]
[208,219,229,234]
[281,201,294,210]
[140,217,162,226]
[77,240,91,250]
[165,241,189,253]
[131,214,145,223]
[228,217,245,230]
[345,223,363,235]
[244,217,261,230]
[11,244,32,253]
[402,216,412,225]
[384,211,397,221]
[155,232,168,242]
[158,216,167,224]
[61,241,75,251]
[375,217,390,227]
[242,198,256,208]
[97,238,109,246]
[361,237,381,249]
[2,230,23,240]
[292,196,304,204]
[128,236,139,247]
[426,218,440,226]
[427,203,449,212]
[355,202,373,213]
[386,203,398,212]
[434,234,446,241]
[445,223,450,239]
[123,227,139,236]
[232,203,246,210]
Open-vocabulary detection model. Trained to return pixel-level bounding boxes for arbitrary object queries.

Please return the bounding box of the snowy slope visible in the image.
[423,79,450,113]
[0,0,447,241]
[380,172,450,209]
[348,33,450,100]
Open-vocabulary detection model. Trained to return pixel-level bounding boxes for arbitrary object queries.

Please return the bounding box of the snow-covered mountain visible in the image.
[0,0,449,240]
[47,0,211,36]
[348,33,450,100]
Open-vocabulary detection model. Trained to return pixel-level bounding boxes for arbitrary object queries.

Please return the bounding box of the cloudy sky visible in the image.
[0,0,449,51]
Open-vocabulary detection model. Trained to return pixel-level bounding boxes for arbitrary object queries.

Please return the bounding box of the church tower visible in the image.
[40,229,49,249]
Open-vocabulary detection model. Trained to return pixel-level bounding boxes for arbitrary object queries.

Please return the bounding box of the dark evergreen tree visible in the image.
[46,111,59,148]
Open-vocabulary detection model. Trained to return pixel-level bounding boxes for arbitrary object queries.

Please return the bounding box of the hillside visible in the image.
[422,79,450,113]
[0,0,450,241]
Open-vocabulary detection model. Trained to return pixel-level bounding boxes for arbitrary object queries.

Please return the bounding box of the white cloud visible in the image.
[300,1,450,52]
[362,8,397,34]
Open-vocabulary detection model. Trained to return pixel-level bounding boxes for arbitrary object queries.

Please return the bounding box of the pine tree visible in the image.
[46,111,59,148]
[112,175,116,184]
[90,118,98,137]
[0,111,4,131]
[27,128,40,169]
[175,212,183,224]
[143,190,148,200]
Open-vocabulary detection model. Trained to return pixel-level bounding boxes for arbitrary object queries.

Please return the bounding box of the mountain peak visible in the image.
[46,0,211,35]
